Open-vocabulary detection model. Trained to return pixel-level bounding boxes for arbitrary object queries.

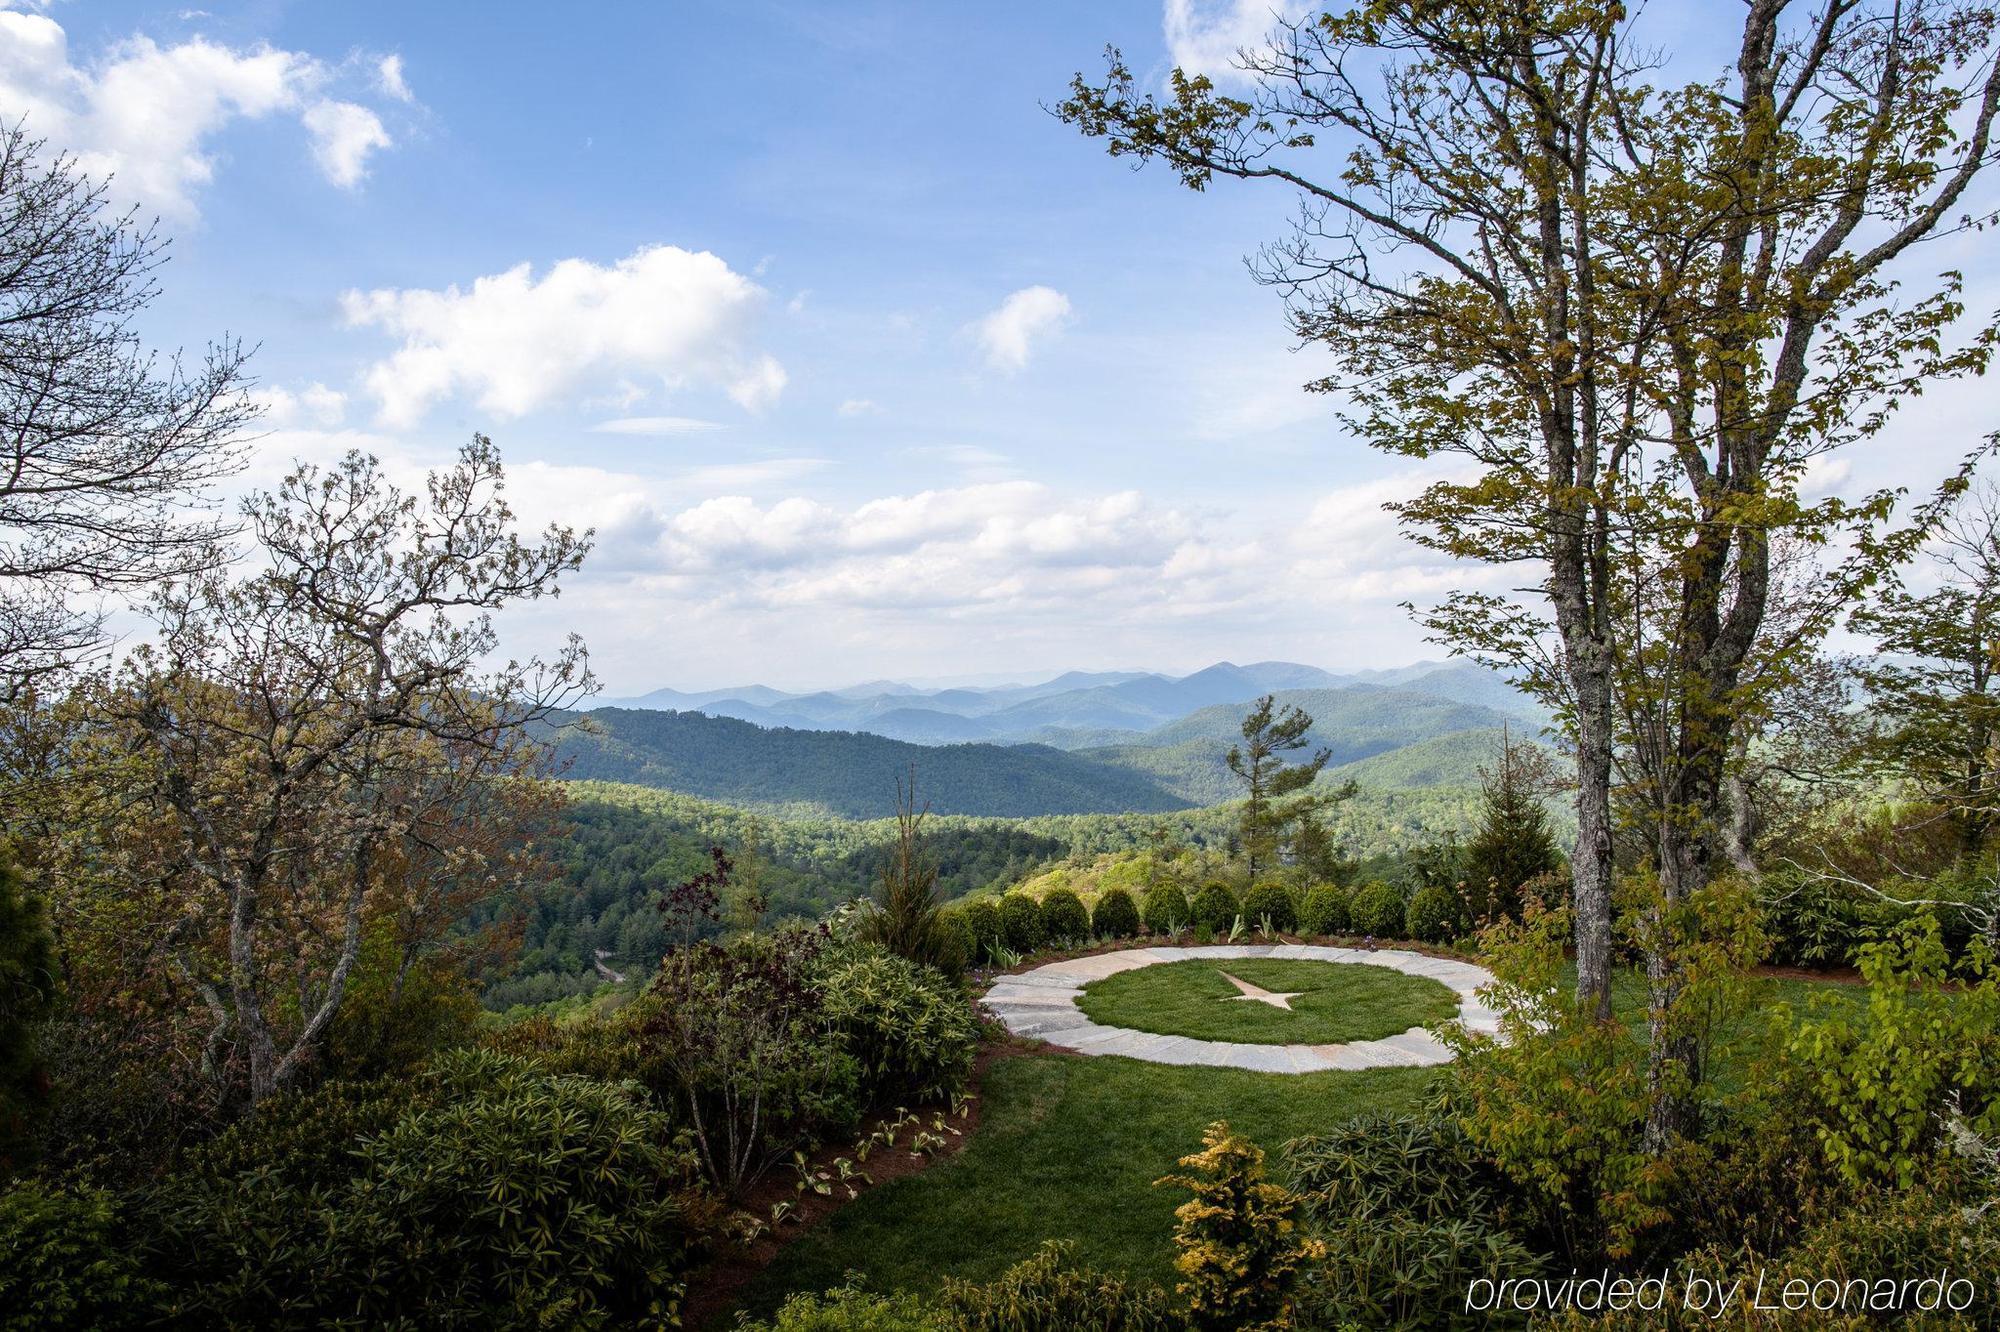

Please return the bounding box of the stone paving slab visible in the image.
[981,944,1497,1075]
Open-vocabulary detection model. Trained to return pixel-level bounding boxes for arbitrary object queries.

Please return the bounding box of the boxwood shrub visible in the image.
[962,898,1004,964]
[997,893,1044,956]
[1242,882,1298,934]
[1038,889,1092,946]
[1190,881,1240,935]
[1405,884,1465,944]
[1141,884,1189,934]
[1350,881,1407,939]
[1092,887,1141,939]
[1299,884,1350,937]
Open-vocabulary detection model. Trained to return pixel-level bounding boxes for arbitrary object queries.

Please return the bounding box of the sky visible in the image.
[2,0,1994,694]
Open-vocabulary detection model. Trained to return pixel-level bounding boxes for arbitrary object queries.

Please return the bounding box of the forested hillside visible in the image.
[550,708,1192,817]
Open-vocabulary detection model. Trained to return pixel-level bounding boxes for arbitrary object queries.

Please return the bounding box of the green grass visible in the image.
[727,968,1875,1324]
[1076,959,1459,1045]
[731,1056,1436,1321]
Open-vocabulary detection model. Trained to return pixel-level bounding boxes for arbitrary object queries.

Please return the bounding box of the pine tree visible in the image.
[1227,696,1337,882]
[1464,733,1561,924]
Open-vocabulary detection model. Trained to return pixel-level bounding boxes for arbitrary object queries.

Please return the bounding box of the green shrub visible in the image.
[1038,890,1092,946]
[1189,882,1240,935]
[0,1180,157,1330]
[1141,885,1189,934]
[1404,885,1464,945]
[939,1240,1179,1330]
[821,951,979,1107]
[1757,867,1862,968]
[744,1280,947,1330]
[1241,882,1297,934]
[1159,1121,1320,1332]
[1299,884,1350,937]
[1298,1214,1542,1331]
[1091,888,1141,940]
[997,894,1046,956]
[0,853,57,1171]
[940,911,978,972]
[963,899,1004,964]
[1349,882,1407,939]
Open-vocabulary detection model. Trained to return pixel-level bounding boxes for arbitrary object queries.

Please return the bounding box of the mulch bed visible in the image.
[681,1042,1026,1330]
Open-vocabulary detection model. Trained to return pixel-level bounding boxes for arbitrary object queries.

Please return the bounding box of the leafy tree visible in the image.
[0,126,256,697]
[101,440,589,1107]
[1463,735,1561,924]
[0,851,57,1172]
[1226,695,1335,882]
[1059,0,2000,1151]
[1852,479,2000,863]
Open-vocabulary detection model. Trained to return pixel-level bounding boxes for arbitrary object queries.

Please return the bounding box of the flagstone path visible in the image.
[980,944,1500,1074]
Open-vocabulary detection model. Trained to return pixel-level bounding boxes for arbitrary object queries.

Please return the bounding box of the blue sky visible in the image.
[3,0,1993,692]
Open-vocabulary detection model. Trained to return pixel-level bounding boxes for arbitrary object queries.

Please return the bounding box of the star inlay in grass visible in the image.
[1076,958,1458,1046]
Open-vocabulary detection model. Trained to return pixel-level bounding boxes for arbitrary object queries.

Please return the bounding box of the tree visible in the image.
[103,439,590,1107]
[0,126,255,697]
[0,850,57,1172]
[1226,695,1335,881]
[1852,478,2000,862]
[1464,732,1562,924]
[860,770,956,974]
[1061,0,2000,1147]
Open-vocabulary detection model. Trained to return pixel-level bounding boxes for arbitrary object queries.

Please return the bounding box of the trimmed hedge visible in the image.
[1141,885,1189,934]
[1299,884,1350,937]
[962,899,1004,964]
[1190,882,1240,935]
[1038,889,1092,945]
[1405,885,1464,944]
[1242,882,1298,934]
[1350,881,1407,938]
[996,894,1044,955]
[1092,888,1141,939]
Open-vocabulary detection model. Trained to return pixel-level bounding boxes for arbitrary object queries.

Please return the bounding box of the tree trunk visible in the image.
[1563,607,1618,1023]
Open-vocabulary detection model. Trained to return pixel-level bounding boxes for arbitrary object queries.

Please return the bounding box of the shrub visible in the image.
[997,894,1046,956]
[0,853,57,1170]
[821,951,979,1107]
[0,1180,157,1330]
[962,899,1004,964]
[646,930,861,1191]
[1159,1121,1321,1332]
[1404,885,1464,944]
[1242,882,1297,934]
[939,1240,1180,1330]
[1039,890,1092,946]
[1349,882,1407,939]
[1298,884,1350,937]
[1092,888,1141,940]
[1141,885,1190,934]
[1189,882,1240,935]
[1757,867,1862,968]
[744,1280,947,1330]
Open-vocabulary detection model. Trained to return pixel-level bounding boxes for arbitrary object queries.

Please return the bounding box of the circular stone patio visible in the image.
[980,944,1499,1074]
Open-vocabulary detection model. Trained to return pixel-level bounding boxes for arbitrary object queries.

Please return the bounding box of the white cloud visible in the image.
[375,53,412,102]
[837,397,878,417]
[591,415,725,436]
[302,100,390,188]
[253,380,347,427]
[341,244,786,427]
[1163,0,1305,81]
[969,285,1071,372]
[0,12,408,218]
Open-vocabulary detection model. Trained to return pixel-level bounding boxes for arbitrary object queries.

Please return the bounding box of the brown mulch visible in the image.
[680,1042,1024,1330]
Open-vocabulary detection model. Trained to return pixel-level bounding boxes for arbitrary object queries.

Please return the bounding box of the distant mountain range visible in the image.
[553,661,1555,819]
[593,660,1546,749]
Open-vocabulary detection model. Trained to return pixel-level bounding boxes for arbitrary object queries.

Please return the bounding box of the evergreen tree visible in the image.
[861,771,957,974]
[1287,812,1355,887]
[0,851,58,1172]
[1464,735,1561,924]
[1226,696,1337,881]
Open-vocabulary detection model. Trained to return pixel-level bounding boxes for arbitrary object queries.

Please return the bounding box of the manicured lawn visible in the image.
[726,966,1875,1324]
[1076,958,1458,1045]
[730,1054,1437,1320]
